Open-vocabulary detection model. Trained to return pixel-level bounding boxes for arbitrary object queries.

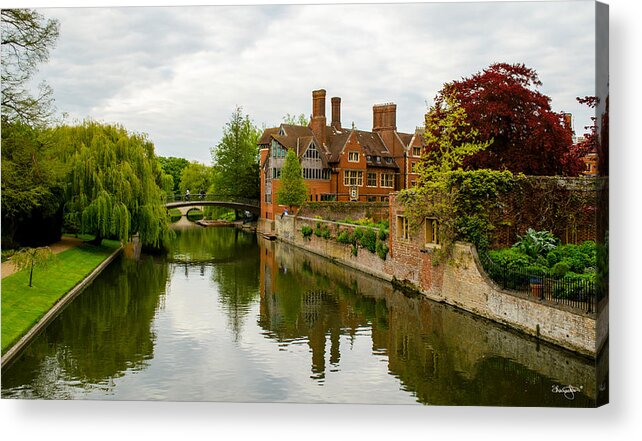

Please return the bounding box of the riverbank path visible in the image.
[1,236,84,279]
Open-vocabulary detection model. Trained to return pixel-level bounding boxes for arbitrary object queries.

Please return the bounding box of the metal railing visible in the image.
[478,251,599,313]
[165,193,259,207]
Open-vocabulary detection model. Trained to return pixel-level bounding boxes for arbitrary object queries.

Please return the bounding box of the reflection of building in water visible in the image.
[258,240,361,380]
[258,238,600,405]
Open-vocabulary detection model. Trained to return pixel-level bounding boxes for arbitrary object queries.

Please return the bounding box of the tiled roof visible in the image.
[258,127,279,145]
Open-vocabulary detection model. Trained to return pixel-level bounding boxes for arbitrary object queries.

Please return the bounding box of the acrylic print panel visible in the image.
[0,0,608,407]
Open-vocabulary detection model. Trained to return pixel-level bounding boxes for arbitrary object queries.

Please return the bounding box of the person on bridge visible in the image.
[185,189,190,201]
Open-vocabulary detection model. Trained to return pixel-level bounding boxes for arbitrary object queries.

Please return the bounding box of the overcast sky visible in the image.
[26,0,597,165]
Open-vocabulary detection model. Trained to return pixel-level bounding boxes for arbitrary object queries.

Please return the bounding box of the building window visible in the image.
[413,146,421,157]
[264,193,272,204]
[380,173,394,188]
[380,196,389,202]
[396,216,410,241]
[410,180,417,187]
[304,144,320,159]
[344,170,363,186]
[425,218,440,246]
[272,168,281,179]
[384,157,394,164]
[374,156,381,163]
[410,161,418,173]
[271,141,287,158]
[320,194,336,201]
[367,172,378,187]
[348,151,359,162]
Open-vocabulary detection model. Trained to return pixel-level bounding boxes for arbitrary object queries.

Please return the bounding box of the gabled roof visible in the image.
[258,127,279,146]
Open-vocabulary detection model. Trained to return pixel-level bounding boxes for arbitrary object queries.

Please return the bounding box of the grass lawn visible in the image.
[1,240,120,354]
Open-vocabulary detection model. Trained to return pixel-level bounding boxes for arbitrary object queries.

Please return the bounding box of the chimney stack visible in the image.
[373,103,396,132]
[310,89,327,145]
[331,97,341,130]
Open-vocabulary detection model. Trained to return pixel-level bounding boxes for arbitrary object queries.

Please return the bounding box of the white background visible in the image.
[0,0,639,440]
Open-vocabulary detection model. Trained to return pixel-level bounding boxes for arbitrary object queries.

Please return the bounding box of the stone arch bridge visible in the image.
[165,195,260,217]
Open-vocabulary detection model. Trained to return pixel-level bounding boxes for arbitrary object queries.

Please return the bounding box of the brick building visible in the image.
[259,89,424,220]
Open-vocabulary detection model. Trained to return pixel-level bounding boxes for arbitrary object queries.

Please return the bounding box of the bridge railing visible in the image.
[164,193,259,207]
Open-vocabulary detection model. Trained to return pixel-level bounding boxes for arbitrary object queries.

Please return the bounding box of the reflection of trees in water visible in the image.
[258,240,598,405]
[1,255,168,398]
[169,226,257,264]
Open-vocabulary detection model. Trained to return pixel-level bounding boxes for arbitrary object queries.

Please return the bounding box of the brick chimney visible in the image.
[310,89,327,145]
[331,97,341,130]
[373,103,396,132]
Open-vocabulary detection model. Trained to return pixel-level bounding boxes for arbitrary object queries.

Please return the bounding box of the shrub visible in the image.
[301,225,313,239]
[314,222,323,237]
[455,215,490,251]
[546,241,596,273]
[513,228,559,259]
[551,261,570,278]
[359,228,377,253]
[552,272,596,300]
[378,229,388,241]
[487,248,533,271]
[321,227,331,240]
[351,244,358,256]
[337,229,352,244]
[352,227,365,244]
[376,241,389,260]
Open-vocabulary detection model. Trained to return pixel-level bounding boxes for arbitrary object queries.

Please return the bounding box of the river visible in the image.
[1,226,605,406]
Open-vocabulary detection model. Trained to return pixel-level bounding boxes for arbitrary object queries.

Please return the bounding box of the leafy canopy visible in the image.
[210,107,261,199]
[276,150,307,210]
[179,161,214,196]
[60,121,173,249]
[158,156,190,193]
[436,63,578,176]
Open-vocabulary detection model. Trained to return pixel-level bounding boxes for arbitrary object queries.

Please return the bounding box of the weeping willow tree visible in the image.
[58,121,174,250]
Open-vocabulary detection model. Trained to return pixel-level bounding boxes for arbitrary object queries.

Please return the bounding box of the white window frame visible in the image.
[348,151,360,162]
[344,170,363,186]
[425,218,440,247]
[366,172,378,187]
[396,215,410,241]
[380,173,394,188]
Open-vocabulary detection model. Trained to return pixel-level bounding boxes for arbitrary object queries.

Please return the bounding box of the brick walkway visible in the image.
[1,237,84,279]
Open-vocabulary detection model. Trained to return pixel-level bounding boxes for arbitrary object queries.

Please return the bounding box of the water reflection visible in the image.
[2,256,168,398]
[1,227,604,406]
[258,239,602,406]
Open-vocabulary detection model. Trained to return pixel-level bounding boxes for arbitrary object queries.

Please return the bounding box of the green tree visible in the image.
[11,246,55,287]
[282,113,309,126]
[1,121,65,248]
[210,107,261,199]
[1,9,60,126]
[276,150,307,211]
[179,161,214,197]
[158,156,190,194]
[60,121,173,250]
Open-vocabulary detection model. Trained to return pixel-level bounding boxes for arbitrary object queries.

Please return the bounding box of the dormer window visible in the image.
[348,151,359,162]
[384,157,393,164]
[304,143,320,160]
[279,128,285,136]
[366,155,372,161]
[375,156,381,163]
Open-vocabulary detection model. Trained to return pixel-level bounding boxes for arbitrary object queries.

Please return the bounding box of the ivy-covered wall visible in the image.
[298,202,388,223]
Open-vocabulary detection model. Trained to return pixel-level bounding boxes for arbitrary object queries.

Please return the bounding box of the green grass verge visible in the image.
[1,240,120,354]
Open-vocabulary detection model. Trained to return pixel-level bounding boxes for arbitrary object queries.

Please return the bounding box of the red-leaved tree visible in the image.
[430,63,581,176]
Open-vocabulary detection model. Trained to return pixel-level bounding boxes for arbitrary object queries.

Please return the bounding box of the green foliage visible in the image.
[179,161,213,196]
[376,241,389,260]
[351,244,358,257]
[59,121,174,250]
[301,225,313,239]
[276,150,307,209]
[352,227,365,244]
[10,246,55,287]
[513,228,559,259]
[210,106,261,199]
[282,113,309,126]
[1,241,119,353]
[454,215,490,252]
[158,156,189,193]
[168,208,181,223]
[321,227,331,240]
[378,229,388,241]
[420,94,492,186]
[1,121,66,247]
[314,222,323,237]
[487,248,534,271]
[187,210,204,222]
[359,228,378,253]
[551,261,571,278]
[546,241,596,273]
[336,229,352,244]
[552,272,596,299]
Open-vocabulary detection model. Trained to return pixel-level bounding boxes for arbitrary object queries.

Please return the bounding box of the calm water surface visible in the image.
[1,226,604,405]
